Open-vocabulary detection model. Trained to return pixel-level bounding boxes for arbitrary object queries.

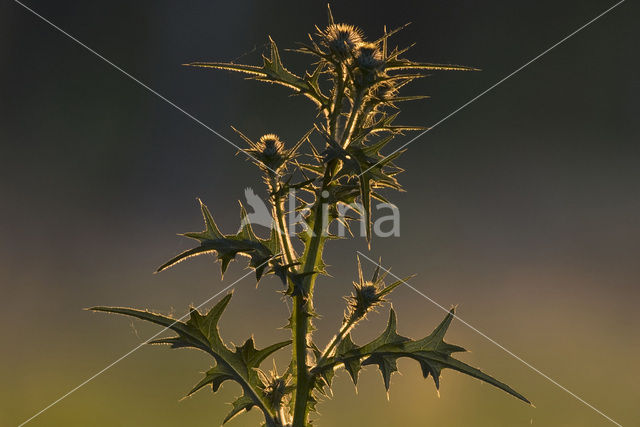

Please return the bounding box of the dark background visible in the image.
[1,1,638,426]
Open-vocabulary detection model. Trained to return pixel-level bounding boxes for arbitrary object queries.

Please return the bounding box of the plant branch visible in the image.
[290,197,327,426]
[329,63,346,138]
[315,315,359,369]
[290,77,348,424]
[268,173,297,266]
[340,90,365,148]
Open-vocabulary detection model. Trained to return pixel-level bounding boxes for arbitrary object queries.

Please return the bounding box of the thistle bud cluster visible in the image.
[319,24,387,94]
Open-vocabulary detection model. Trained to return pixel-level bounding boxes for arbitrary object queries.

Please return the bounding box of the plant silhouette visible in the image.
[92,6,530,426]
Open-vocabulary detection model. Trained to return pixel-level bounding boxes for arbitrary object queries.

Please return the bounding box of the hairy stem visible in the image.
[291,123,344,426]
[291,65,366,425]
[267,172,308,426]
[316,315,359,368]
[269,173,297,266]
[340,90,365,148]
[329,63,346,139]
[291,204,326,426]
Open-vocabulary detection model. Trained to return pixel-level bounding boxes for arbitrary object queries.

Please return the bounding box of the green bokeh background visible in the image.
[1,1,638,426]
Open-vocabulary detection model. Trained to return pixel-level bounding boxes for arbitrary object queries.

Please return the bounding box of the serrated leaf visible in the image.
[223,395,256,424]
[313,307,529,403]
[361,352,399,390]
[359,308,410,353]
[359,176,372,244]
[331,139,405,245]
[189,364,235,395]
[91,293,291,426]
[157,199,278,282]
[185,38,329,109]
[336,334,360,385]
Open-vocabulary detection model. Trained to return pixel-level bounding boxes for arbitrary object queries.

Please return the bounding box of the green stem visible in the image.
[290,202,327,426]
[340,90,365,148]
[269,173,297,266]
[316,315,358,368]
[290,154,340,427]
[329,63,345,139]
[267,173,304,426]
[290,295,310,425]
[291,66,357,426]
[350,97,377,142]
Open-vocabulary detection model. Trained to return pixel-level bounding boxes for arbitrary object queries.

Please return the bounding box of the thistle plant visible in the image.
[92,7,529,426]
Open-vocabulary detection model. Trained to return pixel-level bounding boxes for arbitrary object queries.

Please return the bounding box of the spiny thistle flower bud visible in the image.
[355,43,384,71]
[345,257,408,324]
[234,127,309,176]
[258,368,291,408]
[244,133,287,172]
[257,134,285,158]
[353,43,385,90]
[321,23,364,61]
[265,377,287,405]
[348,280,383,321]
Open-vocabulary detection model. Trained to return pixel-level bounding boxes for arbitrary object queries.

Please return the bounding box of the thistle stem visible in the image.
[291,142,341,427]
[290,201,327,426]
[329,63,346,138]
[316,315,359,368]
[340,90,365,148]
[291,60,366,425]
[269,173,297,266]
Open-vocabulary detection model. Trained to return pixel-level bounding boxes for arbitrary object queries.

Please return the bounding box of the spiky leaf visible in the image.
[185,38,329,109]
[157,199,278,282]
[90,293,291,426]
[223,395,256,424]
[313,308,529,403]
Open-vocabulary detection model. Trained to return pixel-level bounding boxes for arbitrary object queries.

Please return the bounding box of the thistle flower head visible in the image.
[349,280,383,319]
[246,133,286,172]
[233,129,289,173]
[346,257,411,323]
[352,43,386,90]
[355,43,384,71]
[232,127,311,176]
[257,134,285,158]
[320,23,364,60]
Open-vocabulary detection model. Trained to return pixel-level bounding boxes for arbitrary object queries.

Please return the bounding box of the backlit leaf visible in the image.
[314,308,530,403]
[157,199,278,282]
[90,293,291,426]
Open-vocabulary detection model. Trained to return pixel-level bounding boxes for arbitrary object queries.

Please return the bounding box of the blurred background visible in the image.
[1,0,638,426]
